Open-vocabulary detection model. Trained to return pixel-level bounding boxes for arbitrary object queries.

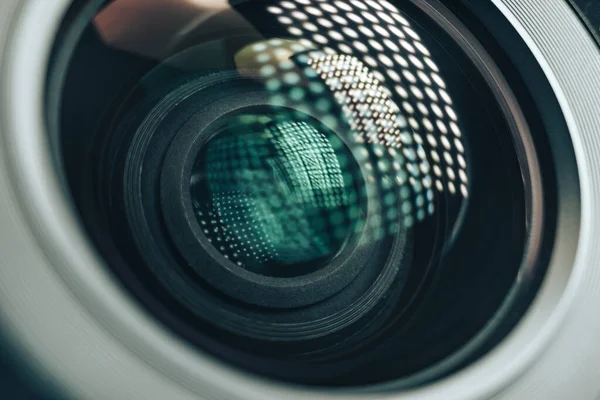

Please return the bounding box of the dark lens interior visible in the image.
[47,0,556,389]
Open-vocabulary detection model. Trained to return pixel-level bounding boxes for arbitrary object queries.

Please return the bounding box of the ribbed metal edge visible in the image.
[489,0,600,397]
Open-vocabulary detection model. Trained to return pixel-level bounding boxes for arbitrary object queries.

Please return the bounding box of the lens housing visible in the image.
[40,0,562,390]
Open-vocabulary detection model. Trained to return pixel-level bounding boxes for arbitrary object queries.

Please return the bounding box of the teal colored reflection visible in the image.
[192,112,361,277]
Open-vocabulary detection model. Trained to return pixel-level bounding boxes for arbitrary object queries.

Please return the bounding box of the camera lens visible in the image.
[47,0,556,389]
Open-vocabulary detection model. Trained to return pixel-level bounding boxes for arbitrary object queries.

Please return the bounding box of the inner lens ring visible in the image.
[160,87,379,308]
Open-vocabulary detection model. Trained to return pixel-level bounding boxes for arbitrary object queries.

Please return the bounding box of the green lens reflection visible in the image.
[191,111,363,277]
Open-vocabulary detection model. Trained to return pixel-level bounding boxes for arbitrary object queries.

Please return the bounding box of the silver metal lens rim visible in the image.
[0,1,593,400]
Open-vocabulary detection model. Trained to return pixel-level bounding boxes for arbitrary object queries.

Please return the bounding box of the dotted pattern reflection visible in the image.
[264,0,469,199]
[305,52,435,224]
[195,0,471,272]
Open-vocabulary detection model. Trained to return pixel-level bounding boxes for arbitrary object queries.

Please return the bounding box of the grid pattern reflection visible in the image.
[195,116,359,276]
